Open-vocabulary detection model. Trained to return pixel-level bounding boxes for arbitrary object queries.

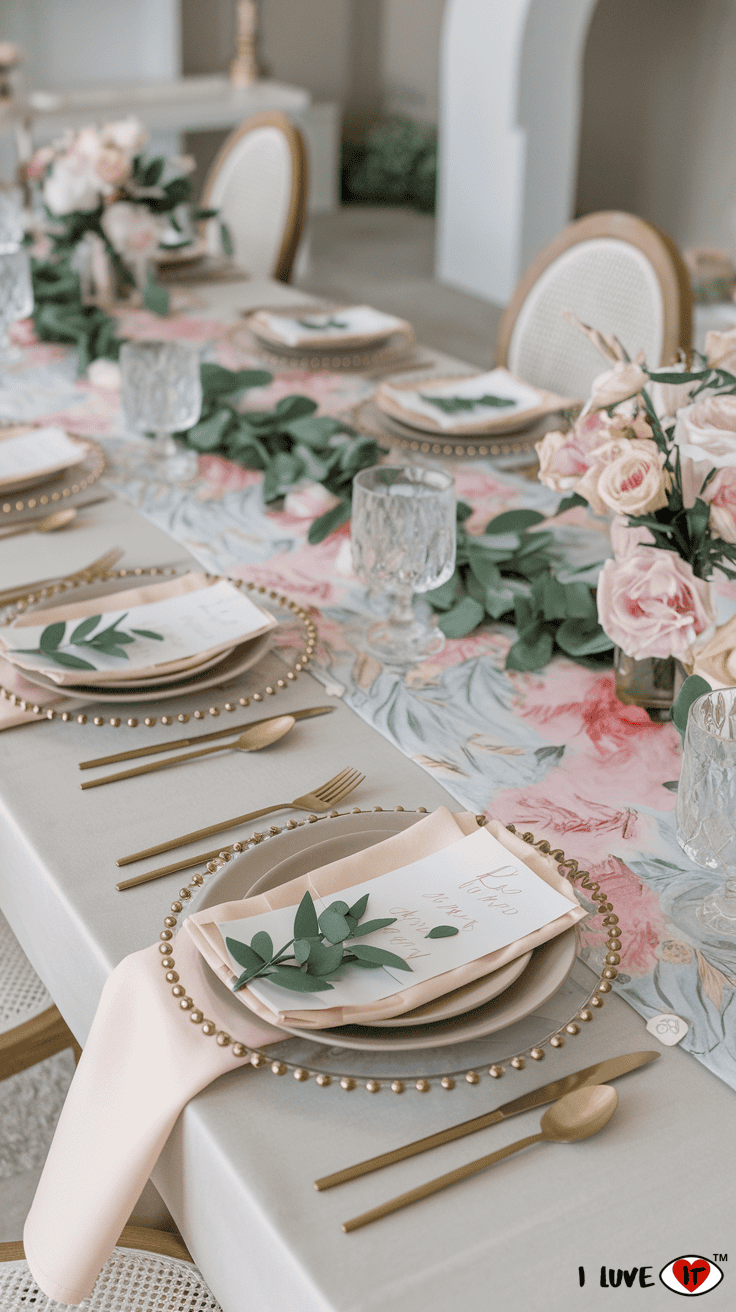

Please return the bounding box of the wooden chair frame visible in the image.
[200,109,308,283]
[495,210,693,370]
[0,1225,192,1266]
[0,1003,81,1083]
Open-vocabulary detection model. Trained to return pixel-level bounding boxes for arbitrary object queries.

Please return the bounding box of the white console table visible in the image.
[1,75,339,212]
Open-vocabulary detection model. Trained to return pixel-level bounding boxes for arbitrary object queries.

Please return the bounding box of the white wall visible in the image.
[0,0,179,88]
[381,0,444,124]
[577,0,736,257]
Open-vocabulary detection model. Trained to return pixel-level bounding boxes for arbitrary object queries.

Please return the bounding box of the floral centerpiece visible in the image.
[535,323,736,703]
[27,115,212,304]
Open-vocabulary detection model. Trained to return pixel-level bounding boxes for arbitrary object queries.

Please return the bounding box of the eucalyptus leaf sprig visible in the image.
[177,364,387,543]
[425,505,611,671]
[419,393,516,414]
[296,317,348,331]
[226,890,458,995]
[16,613,163,672]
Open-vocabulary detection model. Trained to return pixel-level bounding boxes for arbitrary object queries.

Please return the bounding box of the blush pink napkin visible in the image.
[23,808,583,1304]
[186,808,585,1028]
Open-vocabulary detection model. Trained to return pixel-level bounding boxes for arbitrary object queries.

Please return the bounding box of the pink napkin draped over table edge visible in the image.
[23,807,585,1305]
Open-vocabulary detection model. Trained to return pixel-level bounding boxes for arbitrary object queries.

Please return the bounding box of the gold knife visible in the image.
[79,704,335,770]
[314,1050,659,1191]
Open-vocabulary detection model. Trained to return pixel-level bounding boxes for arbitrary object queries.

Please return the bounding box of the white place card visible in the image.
[0,427,85,480]
[260,305,404,347]
[218,826,575,1015]
[3,579,276,674]
[382,368,542,431]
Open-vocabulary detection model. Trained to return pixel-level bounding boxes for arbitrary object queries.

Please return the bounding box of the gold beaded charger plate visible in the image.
[374,375,574,438]
[0,433,105,519]
[235,311,417,374]
[186,810,577,1053]
[353,399,542,459]
[167,810,620,1089]
[0,568,317,727]
[21,635,270,703]
[246,308,413,354]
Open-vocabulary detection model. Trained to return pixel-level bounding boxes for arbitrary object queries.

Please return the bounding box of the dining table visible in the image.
[0,271,734,1312]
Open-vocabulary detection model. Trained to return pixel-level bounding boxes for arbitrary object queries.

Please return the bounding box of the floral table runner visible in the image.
[4,310,736,1095]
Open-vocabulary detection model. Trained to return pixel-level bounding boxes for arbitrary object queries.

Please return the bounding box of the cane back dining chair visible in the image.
[200,109,308,282]
[495,211,693,401]
[0,1226,223,1311]
[0,908,80,1082]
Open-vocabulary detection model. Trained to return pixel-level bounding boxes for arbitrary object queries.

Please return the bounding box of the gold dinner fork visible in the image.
[115,766,366,886]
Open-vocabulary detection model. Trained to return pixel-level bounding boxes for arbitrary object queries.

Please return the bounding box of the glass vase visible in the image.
[613,648,685,712]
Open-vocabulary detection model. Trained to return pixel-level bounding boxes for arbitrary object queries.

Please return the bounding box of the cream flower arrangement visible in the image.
[536,327,736,663]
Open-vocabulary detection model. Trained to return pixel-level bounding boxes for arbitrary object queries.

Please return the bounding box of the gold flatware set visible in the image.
[317,1050,658,1232]
[114,765,365,889]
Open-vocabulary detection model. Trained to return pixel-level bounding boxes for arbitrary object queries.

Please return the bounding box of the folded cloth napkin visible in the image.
[255,304,406,348]
[186,807,585,1028]
[2,572,275,686]
[23,808,581,1304]
[378,368,570,433]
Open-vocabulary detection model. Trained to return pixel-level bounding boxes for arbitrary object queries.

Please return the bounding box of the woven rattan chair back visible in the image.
[496,211,692,400]
[0,1227,222,1310]
[201,109,308,282]
[0,909,80,1081]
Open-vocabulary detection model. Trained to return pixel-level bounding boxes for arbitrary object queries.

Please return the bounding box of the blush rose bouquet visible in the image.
[536,328,736,663]
[27,116,221,311]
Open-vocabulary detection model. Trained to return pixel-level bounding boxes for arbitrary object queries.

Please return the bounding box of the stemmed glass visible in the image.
[676,686,736,935]
[351,464,456,664]
[120,339,201,482]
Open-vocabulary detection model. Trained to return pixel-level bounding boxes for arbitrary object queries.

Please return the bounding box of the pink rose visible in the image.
[609,515,654,559]
[94,146,133,190]
[26,145,54,181]
[593,439,670,516]
[576,438,634,514]
[536,411,617,493]
[597,548,715,659]
[701,466,736,544]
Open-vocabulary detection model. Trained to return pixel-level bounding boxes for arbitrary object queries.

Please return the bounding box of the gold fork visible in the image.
[115,767,365,884]
[0,545,124,608]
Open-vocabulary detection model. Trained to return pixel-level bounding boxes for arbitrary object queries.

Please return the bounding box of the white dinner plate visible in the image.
[189,811,578,1052]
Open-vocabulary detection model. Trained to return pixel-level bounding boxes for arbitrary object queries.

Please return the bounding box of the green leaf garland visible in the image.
[425,507,612,671]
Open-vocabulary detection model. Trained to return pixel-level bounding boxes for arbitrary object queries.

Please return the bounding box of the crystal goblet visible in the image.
[676,686,736,935]
[120,339,202,482]
[0,246,33,392]
[351,464,456,664]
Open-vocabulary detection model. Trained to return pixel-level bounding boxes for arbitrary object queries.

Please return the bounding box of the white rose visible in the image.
[589,362,648,410]
[101,200,164,255]
[100,116,149,156]
[674,395,736,471]
[43,156,100,215]
[594,440,670,516]
[283,481,341,518]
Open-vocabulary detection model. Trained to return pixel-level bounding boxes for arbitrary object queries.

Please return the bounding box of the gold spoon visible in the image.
[80,715,296,789]
[342,1084,618,1232]
[0,508,78,539]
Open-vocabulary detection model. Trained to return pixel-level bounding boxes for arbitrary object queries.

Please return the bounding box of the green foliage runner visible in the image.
[226,890,458,994]
[425,505,612,671]
[177,363,386,543]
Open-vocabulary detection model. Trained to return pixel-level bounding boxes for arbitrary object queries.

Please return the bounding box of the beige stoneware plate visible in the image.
[0,427,93,496]
[190,811,577,1052]
[374,374,575,437]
